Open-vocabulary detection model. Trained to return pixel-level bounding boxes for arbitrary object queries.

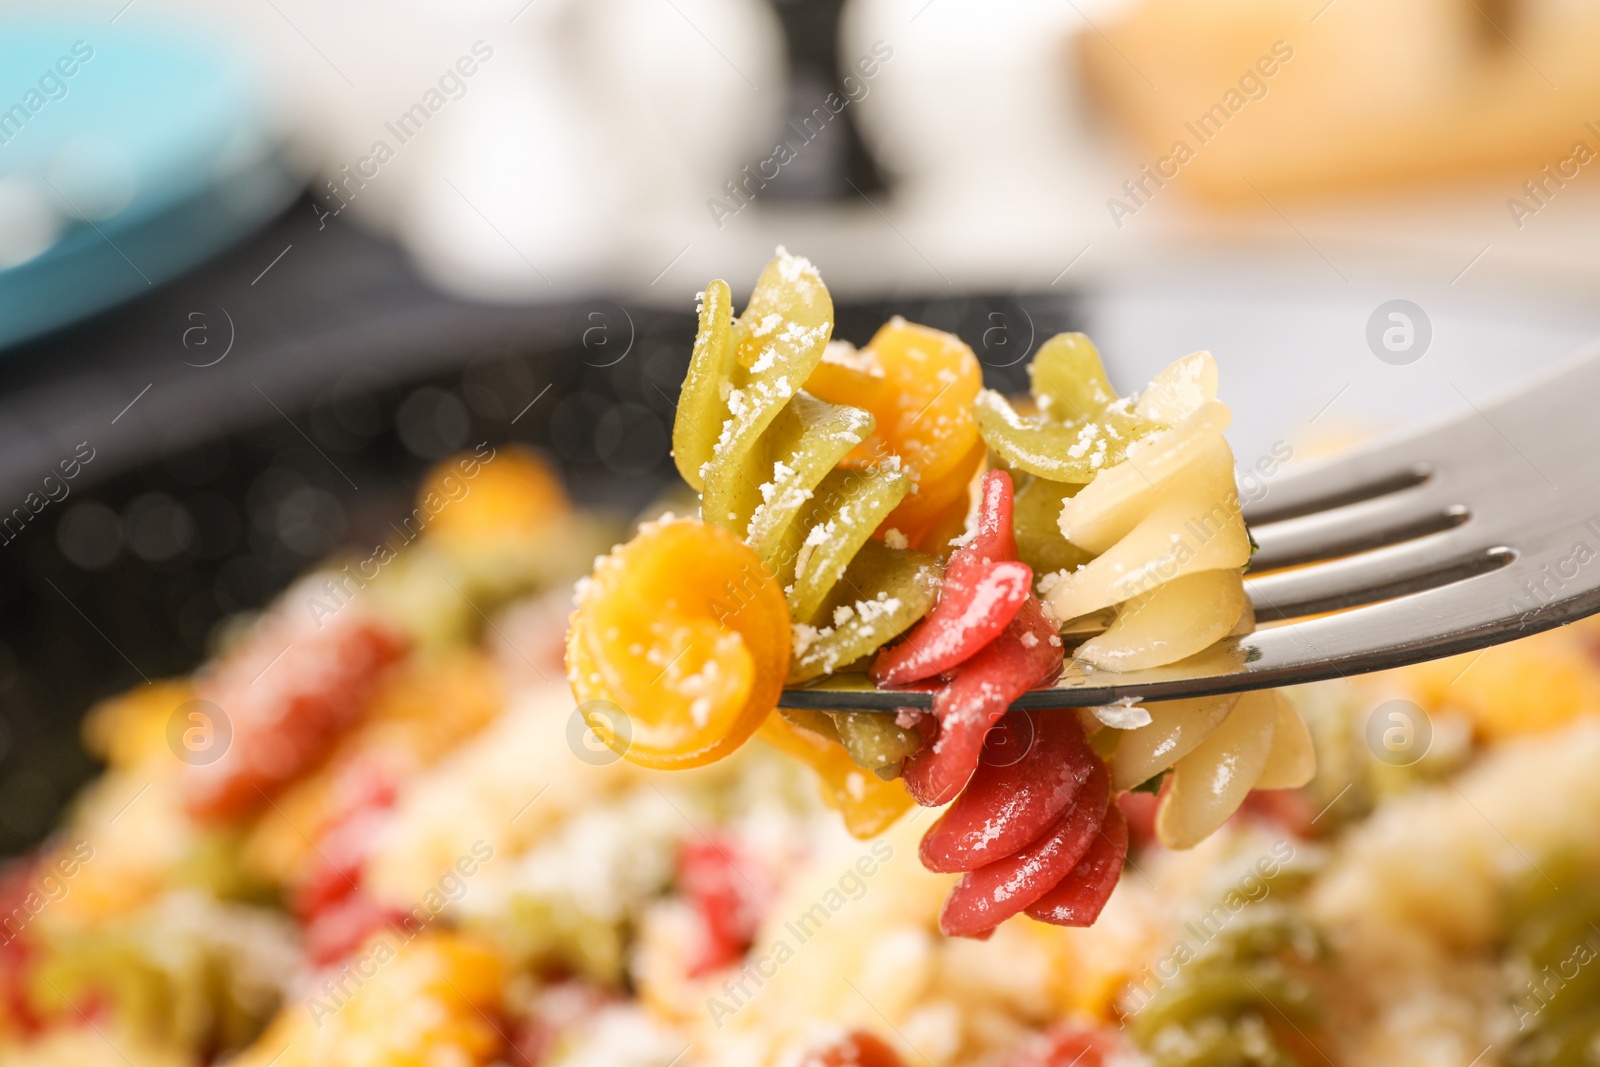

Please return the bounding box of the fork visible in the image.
[779,346,1600,711]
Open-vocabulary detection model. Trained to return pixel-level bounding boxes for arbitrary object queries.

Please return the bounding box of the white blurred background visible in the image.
[12,0,1600,462]
[32,0,1600,300]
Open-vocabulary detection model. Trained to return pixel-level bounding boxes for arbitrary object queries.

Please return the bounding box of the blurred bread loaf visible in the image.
[1079,0,1600,202]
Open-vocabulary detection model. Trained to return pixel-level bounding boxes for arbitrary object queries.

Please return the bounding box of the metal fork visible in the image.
[779,345,1600,711]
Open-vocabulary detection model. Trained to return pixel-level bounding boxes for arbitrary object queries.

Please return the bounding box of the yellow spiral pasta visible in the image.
[672,250,942,683]
[1109,689,1316,847]
[976,333,1252,670]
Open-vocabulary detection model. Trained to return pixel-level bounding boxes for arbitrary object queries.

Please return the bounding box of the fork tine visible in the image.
[1241,551,1566,680]
[1244,459,1433,526]
[1247,539,1514,621]
[1249,488,1468,572]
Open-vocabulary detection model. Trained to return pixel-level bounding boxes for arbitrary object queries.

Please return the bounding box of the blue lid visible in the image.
[0,23,299,348]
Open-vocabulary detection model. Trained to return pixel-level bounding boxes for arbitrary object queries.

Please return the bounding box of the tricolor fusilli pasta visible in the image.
[977,334,1312,847]
[574,254,1317,935]
[977,334,1253,669]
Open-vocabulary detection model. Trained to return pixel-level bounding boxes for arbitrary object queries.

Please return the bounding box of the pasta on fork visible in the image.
[567,250,1313,935]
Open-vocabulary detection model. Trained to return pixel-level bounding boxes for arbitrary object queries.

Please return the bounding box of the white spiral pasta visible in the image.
[1109,689,1316,848]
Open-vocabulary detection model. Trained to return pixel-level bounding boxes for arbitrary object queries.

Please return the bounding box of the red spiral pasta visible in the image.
[876,471,1127,938]
[183,604,410,821]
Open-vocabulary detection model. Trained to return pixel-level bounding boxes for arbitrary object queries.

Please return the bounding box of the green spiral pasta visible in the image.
[1503,854,1600,1067]
[672,251,941,684]
[29,891,296,1055]
[1127,901,1322,1067]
